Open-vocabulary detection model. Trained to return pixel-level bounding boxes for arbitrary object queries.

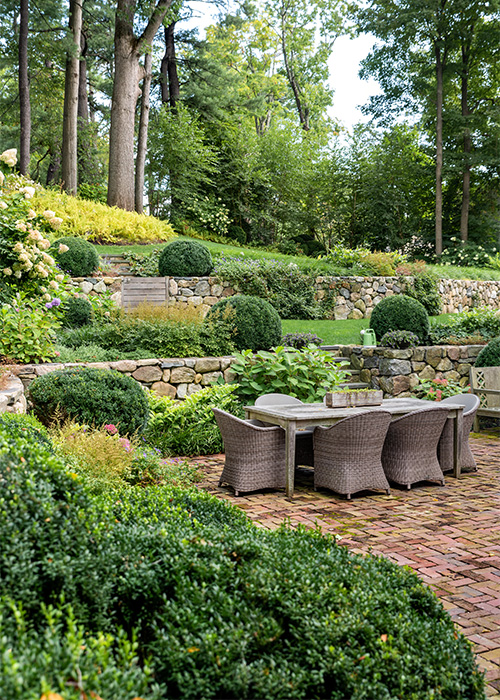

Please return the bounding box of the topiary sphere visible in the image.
[370,294,430,344]
[475,337,500,367]
[63,297,93,328]
[29,367,149,435]
[52,237,99,277]
[158,240,212,277]
[206,294,282,351]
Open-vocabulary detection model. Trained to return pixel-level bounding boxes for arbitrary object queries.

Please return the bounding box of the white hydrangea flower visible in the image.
[27,209,36,218]
[2,268,12,276]
[0,172,4,186]
[13,270,22,278]
[15,221,27,232]
[49,217,63,229]
[49,280,59,289]
[58,243,69,254]
[43,293,51,301]
[0,201,7,210]
[43,210,55,219]
[21,186,36,199]
[55,274,64,282]
[13,242,24,253]
[0,149,17,167]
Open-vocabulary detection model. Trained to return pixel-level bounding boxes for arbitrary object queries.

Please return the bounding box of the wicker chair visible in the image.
[255,394,314,467]
[381,406,449,489]
[437,394,480,473]
[213,408,286,496]
[313,410,393,499]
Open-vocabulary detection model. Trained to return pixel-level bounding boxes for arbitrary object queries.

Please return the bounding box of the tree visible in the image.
[61,0,83,194]
[107,0,172,211]
[18,0,30,175]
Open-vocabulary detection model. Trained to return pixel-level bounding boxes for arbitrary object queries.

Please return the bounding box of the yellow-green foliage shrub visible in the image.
[32,189,175,244]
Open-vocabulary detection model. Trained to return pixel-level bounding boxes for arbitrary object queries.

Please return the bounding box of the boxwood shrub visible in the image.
[51,236,99,276]
[158,239,212,277]
[28,366,149,434]
[475,337,500,367]
[0,426,485,699]
[206,294,282,351]
[370,294,430,344]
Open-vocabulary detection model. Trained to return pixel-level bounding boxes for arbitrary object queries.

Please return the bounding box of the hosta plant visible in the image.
[231,344,349,404]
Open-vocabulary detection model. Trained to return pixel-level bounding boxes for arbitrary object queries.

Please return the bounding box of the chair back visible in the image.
[469,366,500,410]
[440,393,480,416]
[255,393,303,406]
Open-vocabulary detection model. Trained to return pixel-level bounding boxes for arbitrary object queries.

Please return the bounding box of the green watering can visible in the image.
[360,328,376,346]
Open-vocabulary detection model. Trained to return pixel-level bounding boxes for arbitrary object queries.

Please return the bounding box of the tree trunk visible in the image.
[46,151,61,185]
[19,0,30,176]
[160,22,180,109]
[460,42,471,244]
[279,0,309,131]
[135,51,152,214]
[107,0,172,211]
[61,0,83,195]
[434,43,444,257]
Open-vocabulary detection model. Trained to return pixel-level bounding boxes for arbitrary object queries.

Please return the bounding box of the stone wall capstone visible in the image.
[0,374,26,414]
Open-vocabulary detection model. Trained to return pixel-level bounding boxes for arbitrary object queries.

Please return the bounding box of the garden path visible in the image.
[192,432,500,699]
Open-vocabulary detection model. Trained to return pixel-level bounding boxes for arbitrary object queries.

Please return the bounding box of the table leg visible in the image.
[285,421,297,499]
[453,408,463,479]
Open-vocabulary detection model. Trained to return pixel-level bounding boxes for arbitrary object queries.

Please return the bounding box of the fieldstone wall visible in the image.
[334,344,483,398]
[74,273,500,319]
[0,374,26,414]
[17,357,236,401]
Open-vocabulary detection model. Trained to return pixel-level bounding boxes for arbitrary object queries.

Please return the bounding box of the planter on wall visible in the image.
[325,389,383,408]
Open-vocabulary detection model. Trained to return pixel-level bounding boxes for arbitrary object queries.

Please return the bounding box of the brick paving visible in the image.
[190,431,500,698]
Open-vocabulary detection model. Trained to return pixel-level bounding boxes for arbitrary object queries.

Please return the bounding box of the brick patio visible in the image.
[191,432,500,698]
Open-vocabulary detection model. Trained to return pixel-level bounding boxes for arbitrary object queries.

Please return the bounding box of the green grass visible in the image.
[96,236,500,282]
[282,314,454,346]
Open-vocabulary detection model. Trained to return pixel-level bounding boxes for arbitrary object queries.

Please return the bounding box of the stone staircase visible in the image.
[321,345,370,390]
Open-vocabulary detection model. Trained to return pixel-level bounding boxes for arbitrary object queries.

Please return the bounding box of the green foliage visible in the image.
[57,309,236,359]
[379,330,420,348]
[441,239,493,268]
[0,412,52,452]
[430,308,500,344]
[122,247,162,277]
[396,262,441,316]
[475,337,500,367]
[52,236,99,276]
[146,384,243,456]
[281,331,324,348]
[77,181,108,204]
[231,345,349,403]
[62,296,92,327]
[0,421,485,699]
[370,294,430,344]
[0,294,60,362]
[29,367,149,435]
[418,376,468,400]
[158,239,213,277]
[207,294,282,351]
[213,256,323,319]
[226,224,247,244]
[34,188,175,244]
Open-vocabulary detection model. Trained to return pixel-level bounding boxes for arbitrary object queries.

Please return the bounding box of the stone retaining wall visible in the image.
[334,344,482,397]
[73,274,500,319]
[0,374,26,414]
[17,357,236,401]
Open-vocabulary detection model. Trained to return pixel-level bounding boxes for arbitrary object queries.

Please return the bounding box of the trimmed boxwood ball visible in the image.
[158,239,212,277]
[51,236,99,276]
[206,294,282,351]
[370,294,430,344]
[62,296,93,327]
[29,366,149,434]
[475,336,500,367]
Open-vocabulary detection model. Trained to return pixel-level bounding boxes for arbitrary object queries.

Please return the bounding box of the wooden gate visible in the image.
[121,277,169,310]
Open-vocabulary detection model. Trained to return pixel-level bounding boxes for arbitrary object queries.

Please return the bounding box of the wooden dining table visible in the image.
[244,397,464,499]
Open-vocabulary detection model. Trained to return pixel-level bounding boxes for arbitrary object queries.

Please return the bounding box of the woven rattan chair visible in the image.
[381,406,449,489]
[437,394,480,473]
[213,408,286,496]
[255,393,314,467]
[313,410,393,499]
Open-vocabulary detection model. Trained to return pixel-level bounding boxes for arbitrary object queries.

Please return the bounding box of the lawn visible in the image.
[282,314,454,346]
[96,235,500,281]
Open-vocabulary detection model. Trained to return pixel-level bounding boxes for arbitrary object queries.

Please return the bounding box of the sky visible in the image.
[182,3,381,131]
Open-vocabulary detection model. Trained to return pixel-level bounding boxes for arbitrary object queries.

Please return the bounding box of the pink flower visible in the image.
[119,437,132,452]
[104,424,118,435]
[436,389,442,401]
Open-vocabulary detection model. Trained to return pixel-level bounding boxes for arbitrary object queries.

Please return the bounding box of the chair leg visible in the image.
[346,493,351,500]
[234,490,239,497]
[474,415,480,432]
[385,489,390,496]
[406,484,411,490]
[218,477,223,486]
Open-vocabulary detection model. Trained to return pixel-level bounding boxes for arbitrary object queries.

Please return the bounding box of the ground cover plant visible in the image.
[0,416,486,699]
[430,308,500,345]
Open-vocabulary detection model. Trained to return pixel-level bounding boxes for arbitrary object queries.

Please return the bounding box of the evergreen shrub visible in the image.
[379,330,420,349]
[29,367,149,434]
[206,294,281,351]
[370,294,430,344]
[52,236,99,276]
[475,337,500,367]
[62,296,93,327]
[0,430,485,699]
[158,239,212,277]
